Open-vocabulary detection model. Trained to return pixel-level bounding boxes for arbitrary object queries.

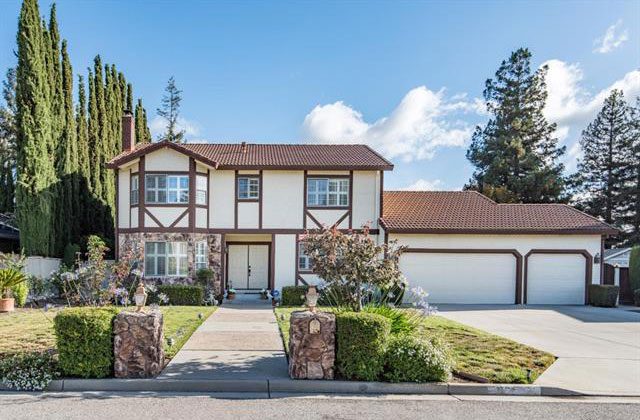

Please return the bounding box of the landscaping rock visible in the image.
[113,310,164,378]
[288,311,335,380]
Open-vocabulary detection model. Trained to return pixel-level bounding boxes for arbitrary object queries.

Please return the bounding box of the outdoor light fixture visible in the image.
[306,285,319,312]
[594,253,601,264]
[134,282,148,312]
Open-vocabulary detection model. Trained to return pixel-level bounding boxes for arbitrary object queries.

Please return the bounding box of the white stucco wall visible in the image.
[307,209,350,229]
[118,169,130,228]
[352,171,378,229]
[274,234,297,291]
[262,171,304,229]
[210,170,235,228]
[196,208,207,228]
[146,207,188,227]
[237,202,259,228]
[144,148,189,171]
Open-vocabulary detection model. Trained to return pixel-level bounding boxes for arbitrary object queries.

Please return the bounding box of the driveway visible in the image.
[437,305,640,396]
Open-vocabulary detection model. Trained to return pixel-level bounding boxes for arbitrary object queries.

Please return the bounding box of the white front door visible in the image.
[227,244,269,291]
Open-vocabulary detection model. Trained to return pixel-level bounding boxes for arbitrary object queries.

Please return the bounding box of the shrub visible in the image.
[634,289,640,307]
[0,268,27,298]
[335,312,391,381]
[383,335,452,383]
[62,243,81,268]
[152,284,204,305]
[196,268,214,287]
[0,351,59,391]
[54,307,118,378]
[319,282,354,307]
[281,286,307,306]
[631,246,640,294]
[589,284,619,307]
[362,304,422,335]
[11,280,29,307]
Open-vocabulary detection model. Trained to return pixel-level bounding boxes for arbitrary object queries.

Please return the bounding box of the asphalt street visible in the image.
[0,392,637,420]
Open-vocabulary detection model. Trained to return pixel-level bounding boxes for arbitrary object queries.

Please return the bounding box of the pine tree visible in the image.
[157,76,185,142]
[15,0,58,256]
[574,90,632,236]
[621,97,640,246]
[466,48,566,203]
[0,68,17,214]
[135,98,151,144]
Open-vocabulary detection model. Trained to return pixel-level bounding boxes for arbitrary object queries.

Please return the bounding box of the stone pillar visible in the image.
[113,310,165,378]
[288,311,335,380]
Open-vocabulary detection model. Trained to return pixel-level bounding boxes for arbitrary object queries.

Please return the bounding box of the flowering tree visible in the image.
[301,225,406,311]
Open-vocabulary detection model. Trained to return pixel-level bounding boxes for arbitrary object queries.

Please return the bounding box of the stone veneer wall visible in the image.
[118,232,223,295]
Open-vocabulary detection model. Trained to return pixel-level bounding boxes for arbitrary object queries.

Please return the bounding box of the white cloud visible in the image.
[593,20,629,54]
[400,179,444,191]
[542,60,640,170]
[301,86,484,162]
[150,116,201,140]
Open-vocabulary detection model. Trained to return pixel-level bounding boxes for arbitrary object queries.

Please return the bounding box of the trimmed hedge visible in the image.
[634,289,640,307]
[154,284,204,305]
[54,307,118,378]
[589,284,619,307]
[281,286,308,306]
[383,334,452,383]
[335,312,391,381]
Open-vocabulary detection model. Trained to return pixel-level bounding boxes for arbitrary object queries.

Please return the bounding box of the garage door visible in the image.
[526,253,586,305]
[400,252,517,304]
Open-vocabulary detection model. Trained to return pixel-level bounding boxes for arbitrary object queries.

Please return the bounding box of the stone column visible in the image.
[113,310,165,378]
[288,311,335,380]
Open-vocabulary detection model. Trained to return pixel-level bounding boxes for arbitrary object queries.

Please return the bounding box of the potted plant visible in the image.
[260,289,269,300]
[227,288,236,301]
[0,268,27,313]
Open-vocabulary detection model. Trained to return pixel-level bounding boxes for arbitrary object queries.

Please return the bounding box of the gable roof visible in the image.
[381,191,618,235]
[107,141,394,170]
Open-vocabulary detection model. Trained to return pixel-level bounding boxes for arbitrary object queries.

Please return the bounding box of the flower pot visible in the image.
[0,298,15,313]
[227,293,236,301]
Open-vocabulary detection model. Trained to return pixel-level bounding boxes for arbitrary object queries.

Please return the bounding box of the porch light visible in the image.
[306,285,319,312]
[594,253,601,264]
[134,282,148,312]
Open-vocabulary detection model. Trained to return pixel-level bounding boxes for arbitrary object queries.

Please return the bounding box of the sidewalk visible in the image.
[158,294,289,380]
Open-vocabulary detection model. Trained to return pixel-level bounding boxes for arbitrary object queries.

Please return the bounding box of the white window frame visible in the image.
[195,241,208,270]
[237,176,260,200]
[131,174,139,205]
[307,178,349,207]
[166,242,188,276]
[145,174,189,204]
[298,242,312,271]
[144,242,166,277]
[144,241,188,277]
[196,174,207,205]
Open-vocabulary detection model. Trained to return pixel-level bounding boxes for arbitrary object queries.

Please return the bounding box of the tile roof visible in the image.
[107,141,394,170]
[381,191,618,235]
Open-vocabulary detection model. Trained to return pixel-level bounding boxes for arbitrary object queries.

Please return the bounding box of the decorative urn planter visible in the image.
[0,297,15,313]
[227,289,236,301]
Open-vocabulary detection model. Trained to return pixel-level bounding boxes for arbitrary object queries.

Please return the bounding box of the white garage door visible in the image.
[527,254,585,305]
[400,253,517,304]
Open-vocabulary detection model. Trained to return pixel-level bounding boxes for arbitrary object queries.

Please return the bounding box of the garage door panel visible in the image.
[527,254,585,305]
[400,253,516,304]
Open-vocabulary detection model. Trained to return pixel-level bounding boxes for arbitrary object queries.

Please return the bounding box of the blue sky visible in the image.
[1,0,639,190]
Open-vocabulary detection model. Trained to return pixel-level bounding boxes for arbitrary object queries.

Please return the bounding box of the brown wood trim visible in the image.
[295,233,300,286]
[117,227,379,235]
[302,170,307,230]
[107,140,220,169]
[334,210,350,228]
[206,169,210,229]
[403,248,523,304]
[348,170,353,229]
[297,275,309,286]
[306,205,350,210]
[138,155,145,228]
[144,170,189,175]
[144,203,189,208]
[379,170,384,224]
[144,208,165,228]
[270,233,275,290]
[259,170,263,229]
[189,158,196,230]
[234,169,238,229]
[305,210,324,229]
[220,233,226,291]
[169,208,190,228]
[115,169,119,257]
[523,249,593,305]
[599,237,605,285]
[305,174,351,179]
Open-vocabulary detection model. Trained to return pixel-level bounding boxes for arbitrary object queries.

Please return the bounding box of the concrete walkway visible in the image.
[159,294,289,380]
[438,305,640,396]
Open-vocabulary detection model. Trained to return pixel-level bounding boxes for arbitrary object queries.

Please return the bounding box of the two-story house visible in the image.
[108,112,616,305]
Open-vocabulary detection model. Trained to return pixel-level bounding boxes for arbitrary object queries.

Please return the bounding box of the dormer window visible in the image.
[146,174,189,204]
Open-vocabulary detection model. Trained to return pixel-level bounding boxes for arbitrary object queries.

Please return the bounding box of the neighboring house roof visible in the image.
[604,248,631,267]
[107,141,394,170]
[380,191,618,235]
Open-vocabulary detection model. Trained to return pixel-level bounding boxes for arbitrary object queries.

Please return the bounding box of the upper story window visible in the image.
[145,174,189,204]
[237,176,260,200]
[196,174,207,205]
[307,178,349,207]
[131,175,139,205]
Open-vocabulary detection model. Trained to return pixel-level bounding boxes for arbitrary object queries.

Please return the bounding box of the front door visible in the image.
[227,244,269,291]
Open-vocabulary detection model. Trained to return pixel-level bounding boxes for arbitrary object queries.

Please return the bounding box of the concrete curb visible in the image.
[0,378,590,397]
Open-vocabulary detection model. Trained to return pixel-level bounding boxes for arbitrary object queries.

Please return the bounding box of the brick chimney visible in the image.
[122,110,135,152]
[241,141,247,154]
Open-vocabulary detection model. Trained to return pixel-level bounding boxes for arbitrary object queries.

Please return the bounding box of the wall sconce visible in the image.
[594,253,601,264]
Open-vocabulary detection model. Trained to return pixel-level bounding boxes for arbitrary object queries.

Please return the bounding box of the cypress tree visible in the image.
[573,90,632,235]
[126,83,133,112]
[76,74,91,235]
[0,68,17,214]
[87,67,104,233]
[466,48,566,203]
[135,98,151,144]
[15,0,57,256]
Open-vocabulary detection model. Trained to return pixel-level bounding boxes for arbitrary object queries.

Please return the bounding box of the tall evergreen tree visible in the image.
[135,98,151,144]
[87,67,103,233]
[15,0,57,256]
[157,76,185,142]
[573,90,632,234]
[0,68,17,214]
[76,74,91,235]
[126,83,133,112]
[621,97,640,246]
[466,48,566,203]
[47,4,64,158]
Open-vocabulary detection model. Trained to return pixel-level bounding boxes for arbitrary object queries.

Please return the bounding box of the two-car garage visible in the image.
[381,191,615,306]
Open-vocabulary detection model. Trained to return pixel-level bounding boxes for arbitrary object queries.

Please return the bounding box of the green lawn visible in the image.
[274,307,555,384]
[0,306,216,359]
